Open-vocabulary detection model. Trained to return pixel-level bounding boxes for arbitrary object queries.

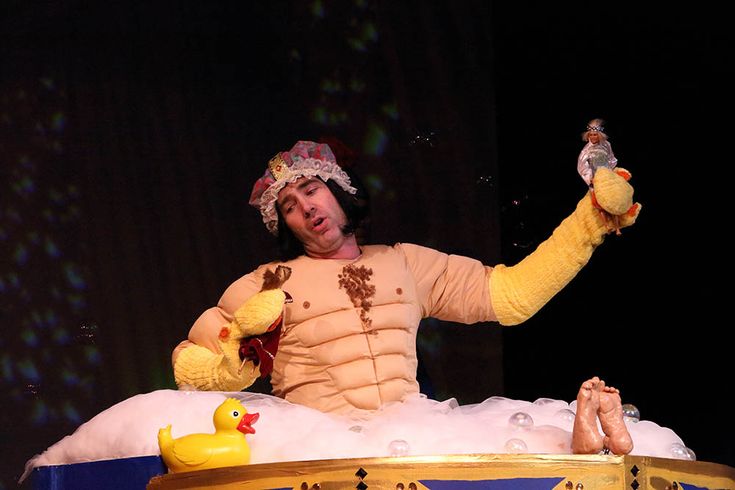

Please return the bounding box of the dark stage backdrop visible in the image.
[1,1,732,486]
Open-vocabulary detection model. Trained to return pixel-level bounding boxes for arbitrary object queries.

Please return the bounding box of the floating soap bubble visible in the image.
[670,442,692,460]
[508,412,534,429]
[25,383,40,397]
[388,439,410,457]
[501,194,535,250]
[408,131,437,148]
[476,175,495,188]
[77,321,98,344]
[504,438,528,453]
[621,403,640,423]
[533,398,556,406]
[555,408,576,424]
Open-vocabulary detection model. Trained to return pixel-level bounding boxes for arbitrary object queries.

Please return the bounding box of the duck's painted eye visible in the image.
[232,410,239,417]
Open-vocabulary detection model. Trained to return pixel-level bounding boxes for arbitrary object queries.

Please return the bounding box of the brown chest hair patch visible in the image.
[338,264,376,328]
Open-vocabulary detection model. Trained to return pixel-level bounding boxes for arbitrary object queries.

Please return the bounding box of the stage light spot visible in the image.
[45,238,61,257]
[381,102,399,120]
[348,38,366,52]
[14,244,29,265]
[320,78,342,94]
[42,208,56,223]
[1,355,13,382]
[84,346,101,365]
[364,122,388,156]
[39,77,56,90]
[61,369,79,387]
[21,328,39,347]
[350,78,366,93]
[7,272,20,288]
[64,263,86,290]
[31,400,49,425]
[362,22,377,42]
[49,188,64,204]
[46,310,59,327]
[6,207,21,223]
[51,112,65,131]
[18,359,40,382]
[53,327,71,345]
[310,0,325,18]
[312,107,327,124]
[30,310,43,328]
[364,174,384,193]
[67,293,87,311]
[62,401,81,424]
[13,176,35,196]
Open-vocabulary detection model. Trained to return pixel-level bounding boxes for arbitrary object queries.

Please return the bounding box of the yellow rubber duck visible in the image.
[158,398,259,473]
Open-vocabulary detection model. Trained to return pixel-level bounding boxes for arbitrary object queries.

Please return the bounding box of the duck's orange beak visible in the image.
[237,412,259,435]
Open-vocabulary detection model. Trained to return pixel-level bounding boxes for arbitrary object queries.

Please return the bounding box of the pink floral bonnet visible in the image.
[248,140,357,235]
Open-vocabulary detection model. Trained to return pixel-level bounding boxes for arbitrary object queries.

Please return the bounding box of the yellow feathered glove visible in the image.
[490,167,641,325]
[173,266,292,391]
[174,333,261,392]
[232,288,288,336]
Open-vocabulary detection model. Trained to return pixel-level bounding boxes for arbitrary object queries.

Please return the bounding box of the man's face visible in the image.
[277,177,351,258]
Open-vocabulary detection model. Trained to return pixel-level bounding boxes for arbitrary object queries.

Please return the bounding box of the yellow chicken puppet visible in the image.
[158,398,258,473]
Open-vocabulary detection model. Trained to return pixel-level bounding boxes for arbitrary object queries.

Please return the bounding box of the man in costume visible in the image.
[171,140,640,454]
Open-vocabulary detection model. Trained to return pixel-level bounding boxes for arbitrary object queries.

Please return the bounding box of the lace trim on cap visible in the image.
[259,157,357,235]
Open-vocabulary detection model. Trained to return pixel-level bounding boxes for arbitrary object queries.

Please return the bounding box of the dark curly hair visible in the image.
[276,169,370,261]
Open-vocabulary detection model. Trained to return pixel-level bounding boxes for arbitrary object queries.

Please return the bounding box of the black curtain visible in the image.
[2,1,504,485]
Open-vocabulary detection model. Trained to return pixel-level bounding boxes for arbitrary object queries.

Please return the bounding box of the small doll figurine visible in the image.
[577,118,617,187]
[577,119,622,234]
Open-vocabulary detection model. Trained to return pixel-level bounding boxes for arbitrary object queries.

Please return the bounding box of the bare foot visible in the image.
[572,377,605,454]
[598,383,634,455]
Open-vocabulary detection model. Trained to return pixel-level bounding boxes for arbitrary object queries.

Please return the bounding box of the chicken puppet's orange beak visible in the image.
[237,412,259,435]
[266,291,292,333]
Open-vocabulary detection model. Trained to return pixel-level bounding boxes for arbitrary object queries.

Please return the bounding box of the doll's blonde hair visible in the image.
[582,118,609,142]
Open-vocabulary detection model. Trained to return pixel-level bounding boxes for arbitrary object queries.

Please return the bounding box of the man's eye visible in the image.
[306,187,317,195]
